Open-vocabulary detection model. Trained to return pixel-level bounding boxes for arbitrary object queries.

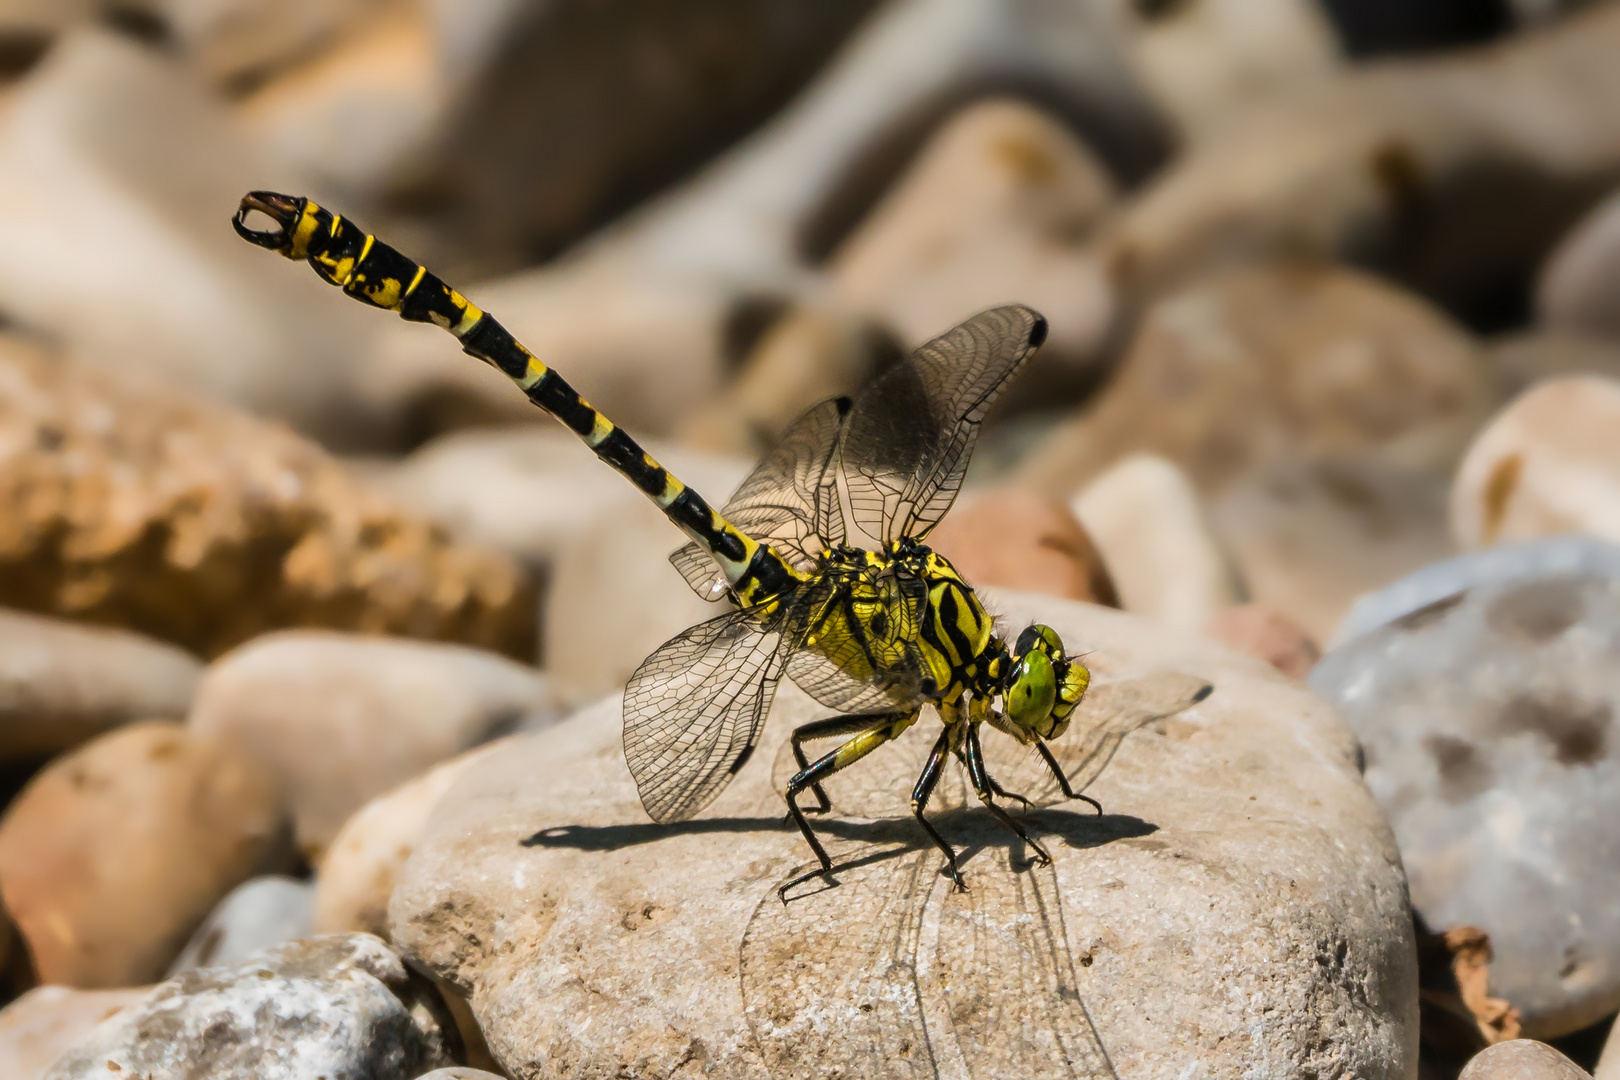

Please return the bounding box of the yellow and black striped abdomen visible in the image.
[233,191,802,608]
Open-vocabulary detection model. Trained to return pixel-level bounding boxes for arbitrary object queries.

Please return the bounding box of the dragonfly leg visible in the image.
[965,725,1052,866]
[779,710,915,903]
[788,714,891,815]
[911,727,966,892]
[1035,741,1103,815]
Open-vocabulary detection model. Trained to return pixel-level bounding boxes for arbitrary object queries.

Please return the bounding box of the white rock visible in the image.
[1451,375,1620,550]
[167,876,314,976]
[1071,453,1244,633]
[188,631,558,858]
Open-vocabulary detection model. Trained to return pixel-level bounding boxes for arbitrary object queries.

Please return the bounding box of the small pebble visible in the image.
[1459,1039,1593,1080]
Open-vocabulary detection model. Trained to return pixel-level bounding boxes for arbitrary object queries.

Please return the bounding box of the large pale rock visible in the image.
[1310,568,1620,1036]
[1095,4,1620,319]
[1451,376,1620,550]
[166,876,314,976]
[368,426,751,569]
[1071,454,1243,633]
[0,986,152,1080]
[0,334,535,660]
[314,742,503,940]
[392,589,1417,1079]
[828,97,1116,401]
[0,29,381,445]
[189,631,557,857]
[1460,1039,1594,1080]
[0,609,200,761]
[0,721,291,987]
[43,933,458,1080]
[156,0,387,86]
[543,459,749,702]
[1539,187,1620,340]
[1018,261,1491,496]
[925,488,1117,605]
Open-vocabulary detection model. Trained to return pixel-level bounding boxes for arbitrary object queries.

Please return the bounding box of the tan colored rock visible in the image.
[0,1,92,35]
[158,0,391,87]
[314,742,502,940]
[0,29,383,445]
[0,333,534,660]
[0,721,290,987]
[1597,1013,1620,1080]
[0,609,200,761]
[190,632,555,858]
[1205,603,1320,680]
[543,459,749,703]
[1451,376,1620,550]
[393,589,1417,1078]
[1488,332,1620,404]
[367,425,751,570]
[0,985,153,1080]
[1071,454,1243,632]
[1460,1040,1593,1080]
[1096,4,1620,317]
[1018,260,1491,496]
[828,97,1116,402]
[1539,187,1620,340]
[924,487,1117,605]
[1123,0,1343,145]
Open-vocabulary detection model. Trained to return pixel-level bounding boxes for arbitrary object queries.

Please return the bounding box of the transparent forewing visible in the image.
[785,572,930,712]
[841,306,1045,544]
[670,397,851,600]
[623,606,790,823]
[1035,672,1213,799]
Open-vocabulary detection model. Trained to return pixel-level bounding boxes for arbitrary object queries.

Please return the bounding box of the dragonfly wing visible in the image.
[671,397,850,600]
[623,606,789,823]
[1038,672,1214,799]
[841,306,1046,544]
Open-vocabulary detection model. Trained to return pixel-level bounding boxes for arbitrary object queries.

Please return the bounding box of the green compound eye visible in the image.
[1007,649,1058,734]
[1014,623,1064,660]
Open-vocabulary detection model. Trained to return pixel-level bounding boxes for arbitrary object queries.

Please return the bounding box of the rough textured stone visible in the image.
[1091,3,1620,319]
[0,609,200,761]
[0,721,291,988]
[189,631,556,857]
[1310,570,1620,1036]
[393,589,1417,1079]
[827,97,1116,402]
[1460,1039,1594,1080]
[1205,603,1320,680]
[0,29,382,445]
[924,488,1117,605]
[0,986,152,1080]
[0,334,534,660]
[314,743,502,940]
[1070,454,1244,633]
[368,426,750,570]
[1539,187,1620,340]
[1451,375,1620,550]
[166,876,314,977]
[42,933,458,1080]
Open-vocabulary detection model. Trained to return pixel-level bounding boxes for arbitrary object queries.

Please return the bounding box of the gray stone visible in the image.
[0,608,200,761]
[1460,1039,1593,1080]
[167,876,315,977]
[1332,535,1620,646]
[1540,186,1620,340]
[1310,571,1620,1037]
[189,631,560,859]
[392,590,1416,1079]
[44,934,457,1080]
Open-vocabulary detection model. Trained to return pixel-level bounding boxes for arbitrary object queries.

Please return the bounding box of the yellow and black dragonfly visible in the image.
[233,191,1204,901]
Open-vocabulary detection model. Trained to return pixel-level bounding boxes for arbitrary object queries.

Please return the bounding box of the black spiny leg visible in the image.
[910,727,966,891]
[965,725,1052,867]
[779,710,914,903]
[1036,741,1103,815]
[789,715,888,814]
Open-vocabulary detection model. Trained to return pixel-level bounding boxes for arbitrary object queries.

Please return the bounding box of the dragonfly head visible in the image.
[1004,624,1091,742]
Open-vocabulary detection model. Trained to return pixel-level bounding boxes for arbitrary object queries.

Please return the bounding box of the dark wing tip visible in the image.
[1027,312,1049,348]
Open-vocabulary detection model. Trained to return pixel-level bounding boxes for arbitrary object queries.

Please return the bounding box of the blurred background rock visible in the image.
[0,1,1615,1077]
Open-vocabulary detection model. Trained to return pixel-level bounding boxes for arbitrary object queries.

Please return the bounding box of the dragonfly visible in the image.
[233,191,1202,902]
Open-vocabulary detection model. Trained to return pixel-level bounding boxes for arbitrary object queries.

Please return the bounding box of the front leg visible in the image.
[965,724,1052,866]
[1036,741,1103,815]
[779,710,916,902]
